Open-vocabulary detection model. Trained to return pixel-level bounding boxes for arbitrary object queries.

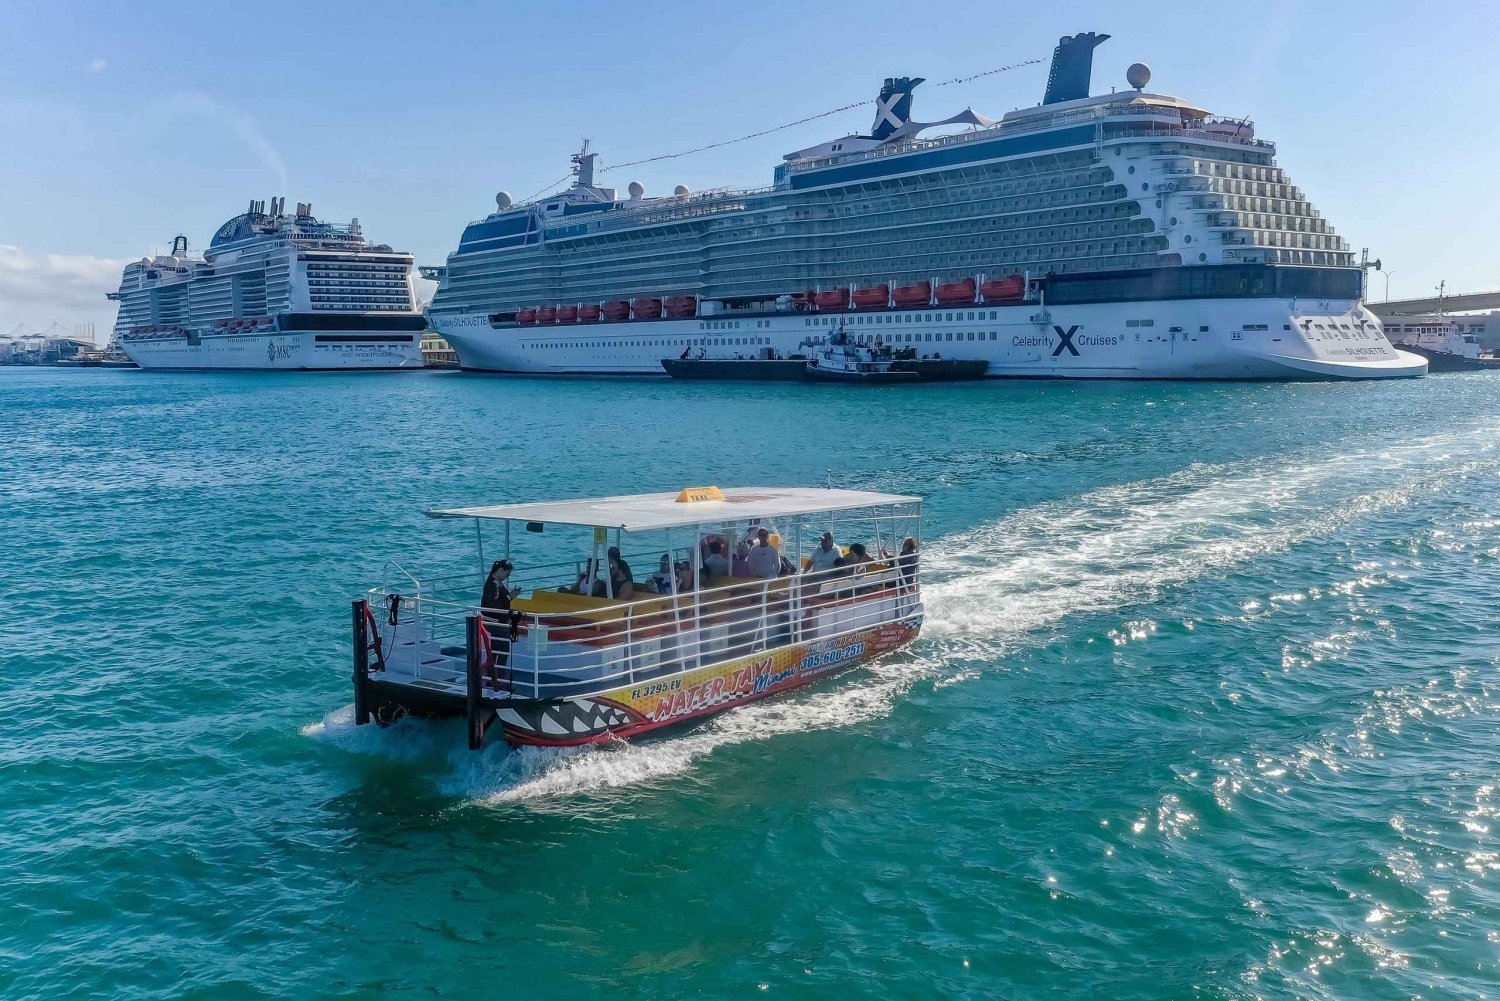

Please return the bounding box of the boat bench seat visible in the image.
[513,589,670,622]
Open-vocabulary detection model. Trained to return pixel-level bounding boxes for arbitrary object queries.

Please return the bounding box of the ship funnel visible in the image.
[870,76,925,140]
[1042,31,1110,105]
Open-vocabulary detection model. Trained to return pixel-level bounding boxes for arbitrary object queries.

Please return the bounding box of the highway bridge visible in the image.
[1368,290,1500,316]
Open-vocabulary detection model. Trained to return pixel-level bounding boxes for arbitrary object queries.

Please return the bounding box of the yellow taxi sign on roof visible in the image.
[675,485,725,504]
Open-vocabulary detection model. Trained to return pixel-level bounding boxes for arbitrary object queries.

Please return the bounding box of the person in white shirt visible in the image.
[573,558,605,596]
[808,532,841,575]
[747,527,781,579]
[702,539,730,577]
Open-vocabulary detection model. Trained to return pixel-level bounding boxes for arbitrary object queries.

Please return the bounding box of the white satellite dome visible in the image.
[1126,63,1151,91]
[627,181,645,199]
[674,184,690,196]
[495,191,513,210]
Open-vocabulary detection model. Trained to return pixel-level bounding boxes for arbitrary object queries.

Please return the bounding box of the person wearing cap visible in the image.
[748,527,781,579]
[808,531,841,574]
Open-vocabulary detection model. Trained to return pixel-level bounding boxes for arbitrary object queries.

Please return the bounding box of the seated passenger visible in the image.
[808,532,841,575]
[650,554,675,593]
[703,539,730,577]
[731,541,752,577]
[747,527,781,579]
[574,559,606,597]
[674,560,695,594]
[607,547,633,593]
[608,552,635,600]
[837,542,872,571]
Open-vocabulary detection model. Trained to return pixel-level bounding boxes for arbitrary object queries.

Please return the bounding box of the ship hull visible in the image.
[1389,344,1500,373]
[434,297,1427,381]
[365,617,921,747]
[121,329,424,371]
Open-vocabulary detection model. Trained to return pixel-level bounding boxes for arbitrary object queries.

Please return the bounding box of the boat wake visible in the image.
[308,422,1500,806]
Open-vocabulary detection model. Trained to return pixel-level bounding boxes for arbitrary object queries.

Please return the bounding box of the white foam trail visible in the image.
[451,654,944,806]
[320,423,1500,805]
[923,424,1500,651]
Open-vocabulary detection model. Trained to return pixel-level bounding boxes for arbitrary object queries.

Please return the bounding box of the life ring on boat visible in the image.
[362,601,387,672]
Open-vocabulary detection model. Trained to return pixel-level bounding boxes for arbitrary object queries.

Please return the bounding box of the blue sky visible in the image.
[2,0,1496,338]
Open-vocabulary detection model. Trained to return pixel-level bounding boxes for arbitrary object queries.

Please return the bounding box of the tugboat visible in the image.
[804,333,988,383]
[350,485,924,748]
[805,342,920,383]
[1379,315,1498,373]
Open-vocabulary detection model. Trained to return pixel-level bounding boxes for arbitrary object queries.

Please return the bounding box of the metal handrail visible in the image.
[374,556,922,700]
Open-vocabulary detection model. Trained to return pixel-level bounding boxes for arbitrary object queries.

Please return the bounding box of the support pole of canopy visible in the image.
[465,615,487,751]
[352,599,370,726]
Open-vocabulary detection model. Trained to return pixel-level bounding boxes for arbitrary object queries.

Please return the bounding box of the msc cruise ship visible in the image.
[109,198,425,370]
[427,32,1424,380]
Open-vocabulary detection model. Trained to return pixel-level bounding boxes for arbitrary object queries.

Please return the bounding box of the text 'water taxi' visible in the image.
[351,486,924,748]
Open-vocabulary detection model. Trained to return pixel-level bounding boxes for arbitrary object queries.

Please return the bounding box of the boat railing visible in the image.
[369,557,922,702]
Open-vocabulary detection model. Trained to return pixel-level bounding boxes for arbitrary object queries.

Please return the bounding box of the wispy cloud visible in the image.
[154,92,288,191]
[87,57,108,74]
[0,244,132,331]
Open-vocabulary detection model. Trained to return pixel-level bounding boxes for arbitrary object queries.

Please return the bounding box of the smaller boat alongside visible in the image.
[1380,316,1500,372]
[804,334,989,383]
[660,354,809,380]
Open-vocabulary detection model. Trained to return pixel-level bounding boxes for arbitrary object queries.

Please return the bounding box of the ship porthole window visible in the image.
[1142,183,1149,192]
[1170,217,1178,226]
[1183,235,1193,244]
[1127,165,1135,174]
[1199,253,1207,262]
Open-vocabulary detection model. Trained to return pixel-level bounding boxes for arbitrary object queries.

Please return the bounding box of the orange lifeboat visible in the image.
[935,278,977,305]
[980,276,1025,302]
[556,305,578,324]
[814,288,849,310]
[601,300,631,321]
[536,306,557,324]
[790,291,814,310]
[852,284,890,310]
[665,295,698,319]
[632,297,663,320]
[516,308,537,325]
[892,281,931,306]
[577,304,600,323]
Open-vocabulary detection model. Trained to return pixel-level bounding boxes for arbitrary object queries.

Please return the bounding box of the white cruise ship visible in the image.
[110,198,424,370]
[427,32,1424,380]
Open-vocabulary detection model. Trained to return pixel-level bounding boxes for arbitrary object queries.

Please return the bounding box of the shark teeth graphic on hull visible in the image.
[498,697,642,741]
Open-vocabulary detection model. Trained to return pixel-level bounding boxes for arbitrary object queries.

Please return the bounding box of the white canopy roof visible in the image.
[428,486,920,533]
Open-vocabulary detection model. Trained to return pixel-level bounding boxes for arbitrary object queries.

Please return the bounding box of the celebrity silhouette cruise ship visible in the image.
[426,32,1424,380]
[109,198,425,370]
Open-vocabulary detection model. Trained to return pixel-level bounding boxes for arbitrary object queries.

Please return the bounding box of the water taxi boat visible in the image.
[351,486,924,748]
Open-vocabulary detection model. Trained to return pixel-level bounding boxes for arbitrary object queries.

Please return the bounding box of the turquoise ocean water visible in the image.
[3,368,1498,999]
